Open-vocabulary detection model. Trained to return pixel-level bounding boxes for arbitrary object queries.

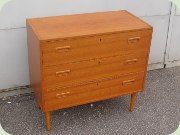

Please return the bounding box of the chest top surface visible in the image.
[27,10,152,41]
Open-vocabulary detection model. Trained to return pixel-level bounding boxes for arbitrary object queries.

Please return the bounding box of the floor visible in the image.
[0,67,180,135]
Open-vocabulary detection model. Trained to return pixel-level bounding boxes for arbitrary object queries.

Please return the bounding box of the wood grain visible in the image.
[27,10,152,41]
[42,30,151,66]
[42,53,148,89]
[44,72,144,112]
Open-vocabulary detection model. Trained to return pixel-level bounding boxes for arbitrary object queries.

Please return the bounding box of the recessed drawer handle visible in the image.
[56,92,70,98]
[56,46,71,52]
[122,79,135,86]
[56,70,71,77]
[126,59,137,64]
[128,37,141,44]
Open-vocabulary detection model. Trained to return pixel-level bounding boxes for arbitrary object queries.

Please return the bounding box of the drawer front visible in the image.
[43,72,145,111]
[42,53,148,90]
[42,30,152,66]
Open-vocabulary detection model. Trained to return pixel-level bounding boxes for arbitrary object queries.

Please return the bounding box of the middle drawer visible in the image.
[42,52,148,89]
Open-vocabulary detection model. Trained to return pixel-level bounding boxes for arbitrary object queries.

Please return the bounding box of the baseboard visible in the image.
[165,60,180,68]
[147,63,164,71]
[0,85,33,99]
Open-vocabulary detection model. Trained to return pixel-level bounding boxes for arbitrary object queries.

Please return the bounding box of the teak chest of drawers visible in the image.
[27,10,153,131]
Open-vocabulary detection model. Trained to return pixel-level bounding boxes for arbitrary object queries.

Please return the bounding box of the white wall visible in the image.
[0,0,171,89]
[141,16,170,68]
[165,7,180,67]
[0,28,29,88]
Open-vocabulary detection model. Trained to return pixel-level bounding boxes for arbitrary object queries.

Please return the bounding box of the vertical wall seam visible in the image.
[164,3,176,66]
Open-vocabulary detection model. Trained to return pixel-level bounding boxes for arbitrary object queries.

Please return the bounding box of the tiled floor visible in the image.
[0,67,180,135]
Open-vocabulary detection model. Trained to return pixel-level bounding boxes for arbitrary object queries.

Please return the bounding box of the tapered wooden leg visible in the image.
[45,112,51,131]
[130,93,137,112]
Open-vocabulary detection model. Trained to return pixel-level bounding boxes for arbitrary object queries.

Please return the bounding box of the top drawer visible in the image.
[41,30,152,66]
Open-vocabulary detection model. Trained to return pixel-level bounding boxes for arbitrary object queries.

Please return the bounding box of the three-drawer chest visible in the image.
[27,10,153,131]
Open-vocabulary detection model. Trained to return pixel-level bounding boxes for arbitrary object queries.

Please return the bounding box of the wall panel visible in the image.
[0,0,171,29]
[165,12,180,67]
[0,28,29,88]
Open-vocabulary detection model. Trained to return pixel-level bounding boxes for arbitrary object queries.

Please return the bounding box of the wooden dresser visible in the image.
[27,10,153,131]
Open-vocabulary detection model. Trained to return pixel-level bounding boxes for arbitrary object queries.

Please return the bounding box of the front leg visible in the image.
[130,93,137,112]
[45,112,51,131]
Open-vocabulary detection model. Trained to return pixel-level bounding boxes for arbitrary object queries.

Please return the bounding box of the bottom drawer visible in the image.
[43,72,145,111]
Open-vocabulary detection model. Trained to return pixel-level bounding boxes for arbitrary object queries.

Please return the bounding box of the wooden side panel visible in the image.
[142,30,153,90]
[26,21,42,108]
